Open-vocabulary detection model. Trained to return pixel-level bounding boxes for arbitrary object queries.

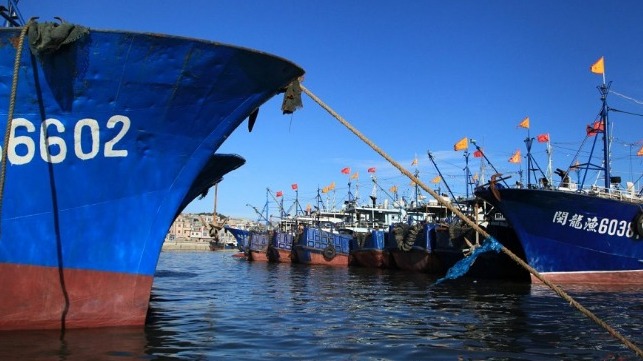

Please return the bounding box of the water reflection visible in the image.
[0,327,147,361]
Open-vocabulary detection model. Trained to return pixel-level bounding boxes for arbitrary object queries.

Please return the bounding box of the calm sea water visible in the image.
[2,251,642,360]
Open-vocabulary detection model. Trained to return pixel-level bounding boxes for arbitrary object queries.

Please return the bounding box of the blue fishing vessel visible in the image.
[475,67,643,285]
[0,13,304,330]
[294,226,352,267]
[246,230,272,262]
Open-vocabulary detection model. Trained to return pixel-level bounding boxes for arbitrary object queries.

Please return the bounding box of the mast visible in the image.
[427,151,457,203]
[213,183,218,226]
[469,139,509,187]
[464,149,470,198]
[599,82,611,189]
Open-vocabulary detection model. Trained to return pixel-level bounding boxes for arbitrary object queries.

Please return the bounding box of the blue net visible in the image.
[434,237,503,285]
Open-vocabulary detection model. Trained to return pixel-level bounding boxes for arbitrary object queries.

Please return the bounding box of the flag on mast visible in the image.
[454,137,468,151]
[508,150,521,163]
[517,116,530,129]
[536,133,550,143]
[590,56,604,74]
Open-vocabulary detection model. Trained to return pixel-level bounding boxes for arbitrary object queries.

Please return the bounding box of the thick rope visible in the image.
[0,20,33,234]
[300,84,643,358]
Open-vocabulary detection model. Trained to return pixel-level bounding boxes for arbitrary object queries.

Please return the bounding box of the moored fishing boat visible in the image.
[269,229,297,263]
[246,229,272,262]
[349,229,390,268]
[225,225,251,253]
[475,60,643,285]
[268,216,302,263]
[344,201,402,268]
[293,226,352,267]
[387,197,472,273]
[0,12,304,330]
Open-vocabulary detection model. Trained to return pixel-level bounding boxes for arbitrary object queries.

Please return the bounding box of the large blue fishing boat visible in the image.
[475,66,643,285]
[0,12,304,329]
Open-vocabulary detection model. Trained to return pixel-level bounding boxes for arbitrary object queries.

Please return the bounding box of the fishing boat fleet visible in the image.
[1,2,640,334]
[226,178,528,282]
[227,57,643,288]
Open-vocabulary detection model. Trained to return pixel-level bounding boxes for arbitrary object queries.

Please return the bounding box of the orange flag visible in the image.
[590,56,605,74]
[637,145,643,157]
[431,175,441,184]
[411,157,418,166]
[350,172,359,179]
[389,185,398,193]
[454,137,468,151]
[508,150,521,163]
[518,116,530,129]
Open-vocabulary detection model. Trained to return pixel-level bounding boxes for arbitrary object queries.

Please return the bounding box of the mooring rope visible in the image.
[0,20,33,234]
[300,83,643,358]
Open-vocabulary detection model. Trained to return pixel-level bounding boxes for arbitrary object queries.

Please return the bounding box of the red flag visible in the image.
[586,120,604,136]
[367,167,376,173]
[276,191,283,197]
[473,149,483,158]
[341,167,350,174]
[291,183,298,190]
[536,133,550,143]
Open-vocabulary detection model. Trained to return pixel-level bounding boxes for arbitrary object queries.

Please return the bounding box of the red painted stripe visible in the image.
[0,263,153,330]
[295,248,349,267]
[533,270,643,286]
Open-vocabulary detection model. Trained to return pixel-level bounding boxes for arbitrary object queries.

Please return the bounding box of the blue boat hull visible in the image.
[225,226,251,252]
[349,230,392,268]
[475,187,643,284]
[0,26,303,329]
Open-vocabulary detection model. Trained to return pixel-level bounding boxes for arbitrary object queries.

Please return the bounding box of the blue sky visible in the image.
[20,1,643,220]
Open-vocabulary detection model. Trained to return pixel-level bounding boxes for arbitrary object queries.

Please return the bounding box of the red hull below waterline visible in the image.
[0,263,153,331]
[269,248,295,263]
[350,250,393,268]
[533,270,643,286]
[390,250,443,273]
[248,251,269,262]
